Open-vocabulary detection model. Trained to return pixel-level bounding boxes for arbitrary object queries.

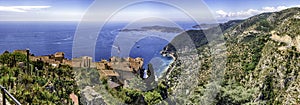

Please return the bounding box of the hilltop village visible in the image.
[12,49,145,88]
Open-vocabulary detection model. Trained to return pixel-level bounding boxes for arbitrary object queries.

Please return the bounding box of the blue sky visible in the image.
[0,0,93,21]
[205,0,300,12]
[0,0,299,22]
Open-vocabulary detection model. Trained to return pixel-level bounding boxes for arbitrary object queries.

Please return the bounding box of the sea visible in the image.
[0,21,198,78]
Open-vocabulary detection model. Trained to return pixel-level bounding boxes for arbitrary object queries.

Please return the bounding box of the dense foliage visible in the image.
[0,52,79,105]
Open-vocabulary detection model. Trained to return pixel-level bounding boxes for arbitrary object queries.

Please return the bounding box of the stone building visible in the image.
[96,57,144,87]
[53,52,65,62]
[13,49,28,55]
[72,56,95,68]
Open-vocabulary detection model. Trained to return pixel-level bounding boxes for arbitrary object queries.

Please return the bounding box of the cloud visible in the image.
[216,5,300,21]
[0,6,51,12]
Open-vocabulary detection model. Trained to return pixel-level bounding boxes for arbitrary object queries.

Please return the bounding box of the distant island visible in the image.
[119,25,184,33]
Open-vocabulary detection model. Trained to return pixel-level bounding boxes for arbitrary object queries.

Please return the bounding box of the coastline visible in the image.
[158,51,177,79]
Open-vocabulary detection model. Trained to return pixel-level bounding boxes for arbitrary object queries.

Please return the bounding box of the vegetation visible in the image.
[162,7,300,104]
[0,52,26,67]
[255,19,273,32]
[101,75,168,105]
[216,82,258,104]
[144,90,162,105]
[0,52,79,105]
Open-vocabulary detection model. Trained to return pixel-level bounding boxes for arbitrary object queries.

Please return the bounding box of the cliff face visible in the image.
[164,7,300,104]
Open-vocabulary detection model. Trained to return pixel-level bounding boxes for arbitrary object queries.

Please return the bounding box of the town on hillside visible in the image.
[11,49,146,89]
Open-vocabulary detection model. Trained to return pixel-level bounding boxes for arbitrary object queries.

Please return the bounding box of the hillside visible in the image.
[163,7,300,104]
[163,20,243,53]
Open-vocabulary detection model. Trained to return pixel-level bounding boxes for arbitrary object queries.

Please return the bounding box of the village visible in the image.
[12,49,145,89]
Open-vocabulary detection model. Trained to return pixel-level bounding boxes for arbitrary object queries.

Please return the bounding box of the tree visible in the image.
[0,52,26,67]
[0,53,11,65]
[0,51,79,104]
[144,90,163,105]
[12,52,26,63]
[216,83,257,104]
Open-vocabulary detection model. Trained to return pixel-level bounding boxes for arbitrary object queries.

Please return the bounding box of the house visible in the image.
[13,49,29,55]
[29,51,72,68]
[53,52,65,62]
[72,56,95,68]
[96,60,111,70]
[81,56,93,68]
[128,57,143,72]
[30,55,51,62]
[62,59,72,66]
[100,70,121,88]
[97,57,144,86]
[100,70,120,77]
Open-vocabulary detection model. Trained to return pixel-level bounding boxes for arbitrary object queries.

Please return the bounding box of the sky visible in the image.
[0,0,299,22]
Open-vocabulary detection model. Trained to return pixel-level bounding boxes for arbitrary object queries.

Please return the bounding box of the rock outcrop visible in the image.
[80,86,107,105]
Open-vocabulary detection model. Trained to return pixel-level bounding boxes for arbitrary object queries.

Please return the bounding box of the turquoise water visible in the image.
[150,55,174,79]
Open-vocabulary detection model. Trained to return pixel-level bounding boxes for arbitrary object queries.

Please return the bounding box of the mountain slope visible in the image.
[163,20,243,53]
[163,7,300,104]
